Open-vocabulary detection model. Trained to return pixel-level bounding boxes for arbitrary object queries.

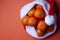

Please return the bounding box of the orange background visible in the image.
[0,0,60,40]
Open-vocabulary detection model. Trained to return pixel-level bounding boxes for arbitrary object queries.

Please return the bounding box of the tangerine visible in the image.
[34,9,45,19]
[28,8,35,17]
[37,21,48,31]
[28,17,37,26]
[21,16,29,25]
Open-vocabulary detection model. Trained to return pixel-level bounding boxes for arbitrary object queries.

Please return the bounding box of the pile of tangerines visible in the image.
[21,4,54,36]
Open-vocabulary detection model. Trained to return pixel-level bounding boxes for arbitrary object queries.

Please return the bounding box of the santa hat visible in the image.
[45,0,55,26]
[20,0,57,39]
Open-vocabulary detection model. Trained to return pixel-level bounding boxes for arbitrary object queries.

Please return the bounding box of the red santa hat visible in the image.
[46,0,55,15]
[20,0,57,39]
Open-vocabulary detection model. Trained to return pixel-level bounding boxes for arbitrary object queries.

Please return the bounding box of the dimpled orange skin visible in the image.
[36,29,45,36]
[34,9,45,19]
[37,21,48,31]
[28,8,35,17]
[35,4,43,10]
[28,17,37,26]
[21,16,29,25]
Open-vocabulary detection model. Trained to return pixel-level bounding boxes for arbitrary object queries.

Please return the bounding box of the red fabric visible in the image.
[46,0,55,15]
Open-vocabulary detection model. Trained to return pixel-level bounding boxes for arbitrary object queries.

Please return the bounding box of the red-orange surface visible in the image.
[0,0,60,40]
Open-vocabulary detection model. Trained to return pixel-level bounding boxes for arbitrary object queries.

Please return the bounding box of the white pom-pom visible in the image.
[45,15,55,26]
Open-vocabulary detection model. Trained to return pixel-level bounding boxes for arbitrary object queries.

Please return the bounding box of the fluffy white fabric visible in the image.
[26,26,38,37]
[45,15,55,26]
